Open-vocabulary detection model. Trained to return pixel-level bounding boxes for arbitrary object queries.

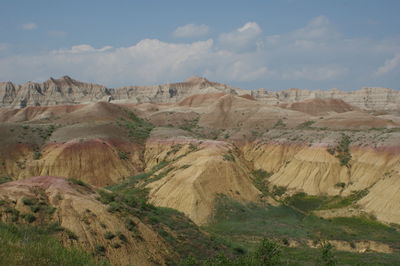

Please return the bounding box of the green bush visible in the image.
[118,151,128,160]
[116,231,127,242]
[32,151,42,160]
[254,238,282,265]
[0,176,12,184]
[273,119,286,129]
[23,213,36,223]
[272,185,287,197]
[335,134,352,167]
[320,242,337,266]
[222,153,235,162]
[67,178,89,188]
[104,231,115,240]
[95,245,106,255]
[22,197,36,206]
[296,120,315,129]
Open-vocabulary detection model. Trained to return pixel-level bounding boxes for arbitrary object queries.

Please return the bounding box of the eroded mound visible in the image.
[280,98,355,115]
[0,176,170,265]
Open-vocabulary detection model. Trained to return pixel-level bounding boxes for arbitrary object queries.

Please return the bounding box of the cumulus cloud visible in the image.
[21,22,37,30]
[219,22,262,52]
[375,54,400,76]
[280,65,348,81]
[173,24,209,38]
[1,16,399,89]
[52,44,113,54]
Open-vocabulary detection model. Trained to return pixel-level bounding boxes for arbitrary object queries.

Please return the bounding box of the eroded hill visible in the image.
[1,82,400,264]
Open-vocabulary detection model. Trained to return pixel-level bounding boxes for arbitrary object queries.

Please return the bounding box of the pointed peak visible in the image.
[61,75,73,81]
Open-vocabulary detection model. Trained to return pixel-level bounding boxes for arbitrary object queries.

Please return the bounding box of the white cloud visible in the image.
[281,65,348,81]
[21,22,37,30]
[53,44,113,54]
[173,24,209,38]
[375,54,400,76]
[219,22,262,52]
[1,17,399,89]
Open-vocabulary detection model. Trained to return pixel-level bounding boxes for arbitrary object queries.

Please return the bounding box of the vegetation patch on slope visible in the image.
[206,195,400,250]
[0,223,102,266]
[101,166,233,263]
[116,111,154,143]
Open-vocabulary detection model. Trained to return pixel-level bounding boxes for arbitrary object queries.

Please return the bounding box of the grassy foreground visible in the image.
[0,223,103,266]
[203,195,400,265]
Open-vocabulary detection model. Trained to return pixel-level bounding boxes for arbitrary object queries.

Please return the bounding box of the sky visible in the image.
[0,0,399,90]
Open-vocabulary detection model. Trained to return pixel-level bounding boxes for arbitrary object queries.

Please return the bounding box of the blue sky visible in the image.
[0,0,399,90]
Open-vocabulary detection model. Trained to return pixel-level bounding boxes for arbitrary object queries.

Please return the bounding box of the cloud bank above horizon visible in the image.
[0,16,399,90]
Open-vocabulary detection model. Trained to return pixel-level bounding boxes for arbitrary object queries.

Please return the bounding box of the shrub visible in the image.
[335,182,346,189]
[32,151,42,160]
[335,134,352,167]
[125,219,136,232]
[222,153,235,162]
[297,120,315,129]
[22,197,36,206]
[254,238,282,265]
[320,241,337,266]
[272,185,287,197]
[0,176,12,184]
[116,231,127,242]
[104,231,115,240]
[22,214,36,223]
[118,151,128,160]
[67,178,89,188]
[112,243,121,249]
[65,229,78,240]
[94,245,106,255]
[273,119,286,128]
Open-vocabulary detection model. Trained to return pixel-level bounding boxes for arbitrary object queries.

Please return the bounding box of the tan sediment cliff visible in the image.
[0,139,143,187]
[242,140,400,224]
[0,176,172,266]
[143,129,261,225]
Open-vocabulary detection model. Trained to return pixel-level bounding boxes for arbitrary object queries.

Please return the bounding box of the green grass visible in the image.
[0,223,102,266]
[223,152,235,162]
[296,120,316,129]
[67,178,90,188]
[0,176,13,184]
[283,246,400,266]
[118,151,128,160]
[206,196,400,249]
[285,190,369,213]
[117,111,154,143]
[100,167,233,263]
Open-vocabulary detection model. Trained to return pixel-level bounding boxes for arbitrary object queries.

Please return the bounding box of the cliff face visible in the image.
[2,75,398,110]
[111,76,239,104]
[144,130,261,225]
[253,87,400,111]
[0,76,111,108]
[0,76,238,108]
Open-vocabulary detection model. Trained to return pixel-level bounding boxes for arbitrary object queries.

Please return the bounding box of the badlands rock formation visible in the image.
[0,176,171,265]
[1,77,400,264]
[1,75,399,110]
